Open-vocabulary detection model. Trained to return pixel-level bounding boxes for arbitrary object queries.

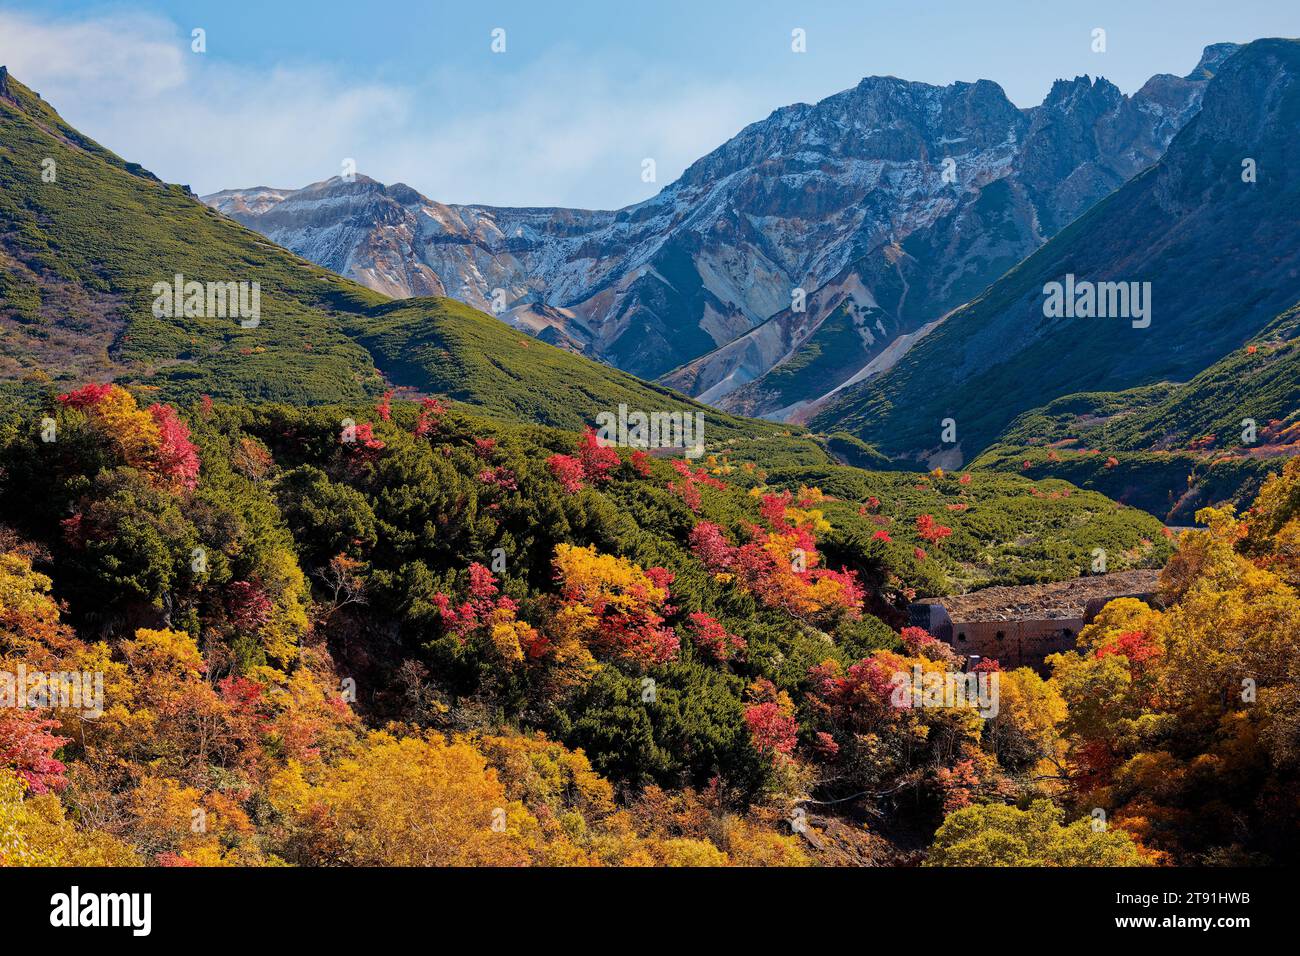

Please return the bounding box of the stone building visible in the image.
[907,570,1161,672]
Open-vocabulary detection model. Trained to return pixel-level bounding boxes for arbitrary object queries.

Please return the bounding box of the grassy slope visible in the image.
[0,67,821,455]
[750,462,1172,591]
[971,303,1300,521]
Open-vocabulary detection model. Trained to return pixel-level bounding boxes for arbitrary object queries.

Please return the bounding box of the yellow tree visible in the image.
[268,731,550,866]
[0,769,139,867]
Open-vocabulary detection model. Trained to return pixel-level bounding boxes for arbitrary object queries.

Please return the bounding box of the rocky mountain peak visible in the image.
[1039,74,1123,112]
[0,64,30,107]
[385,182,425,206]
[809,38,1300,469]
[1187,42,1243,79]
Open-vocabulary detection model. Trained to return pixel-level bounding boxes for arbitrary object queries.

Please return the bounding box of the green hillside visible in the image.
[970,301,1300,521]
[0,66,814,454]
[994,303,1300,451]
[744,462,1172,590]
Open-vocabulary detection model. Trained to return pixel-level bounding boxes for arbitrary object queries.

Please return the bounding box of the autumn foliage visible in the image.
[57,383,200,490]
[1,388,1295,869]
[552,544,679,666]
[688,490,863,624]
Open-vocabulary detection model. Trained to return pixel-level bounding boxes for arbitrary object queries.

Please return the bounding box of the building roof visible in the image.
[918,570,1160,623]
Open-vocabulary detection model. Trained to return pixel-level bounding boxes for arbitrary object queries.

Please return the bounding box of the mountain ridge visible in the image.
[205,47,1227,406]
[810,37,1300,469]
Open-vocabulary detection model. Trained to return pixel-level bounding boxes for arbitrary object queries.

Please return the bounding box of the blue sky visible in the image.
[1,0,1297,207]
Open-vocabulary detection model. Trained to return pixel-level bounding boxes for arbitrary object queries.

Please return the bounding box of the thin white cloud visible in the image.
[0,10,187,102]
[0,9,764,209]
[377,54,764,208]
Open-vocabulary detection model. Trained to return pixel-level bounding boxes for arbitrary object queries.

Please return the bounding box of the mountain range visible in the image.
[205,44,1235,412]
[813,37,1300,462]
[5,38,1299,523]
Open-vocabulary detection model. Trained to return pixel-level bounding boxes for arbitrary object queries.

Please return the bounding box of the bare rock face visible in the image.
[206,177,449,300]
[204,47,1228,406]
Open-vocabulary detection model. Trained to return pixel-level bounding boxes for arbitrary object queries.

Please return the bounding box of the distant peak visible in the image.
[846,73,983,99]
[321,173,382,189]
[853,74,906,89]
[835,73,952,104]
[1042,74,1121,107]
[385,182,426,205]
[1187,42,1241,79]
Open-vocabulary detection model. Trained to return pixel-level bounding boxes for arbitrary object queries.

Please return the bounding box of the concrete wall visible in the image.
[910,591,1158,671]
[906,602,953,640]
[948,618,1084,671]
